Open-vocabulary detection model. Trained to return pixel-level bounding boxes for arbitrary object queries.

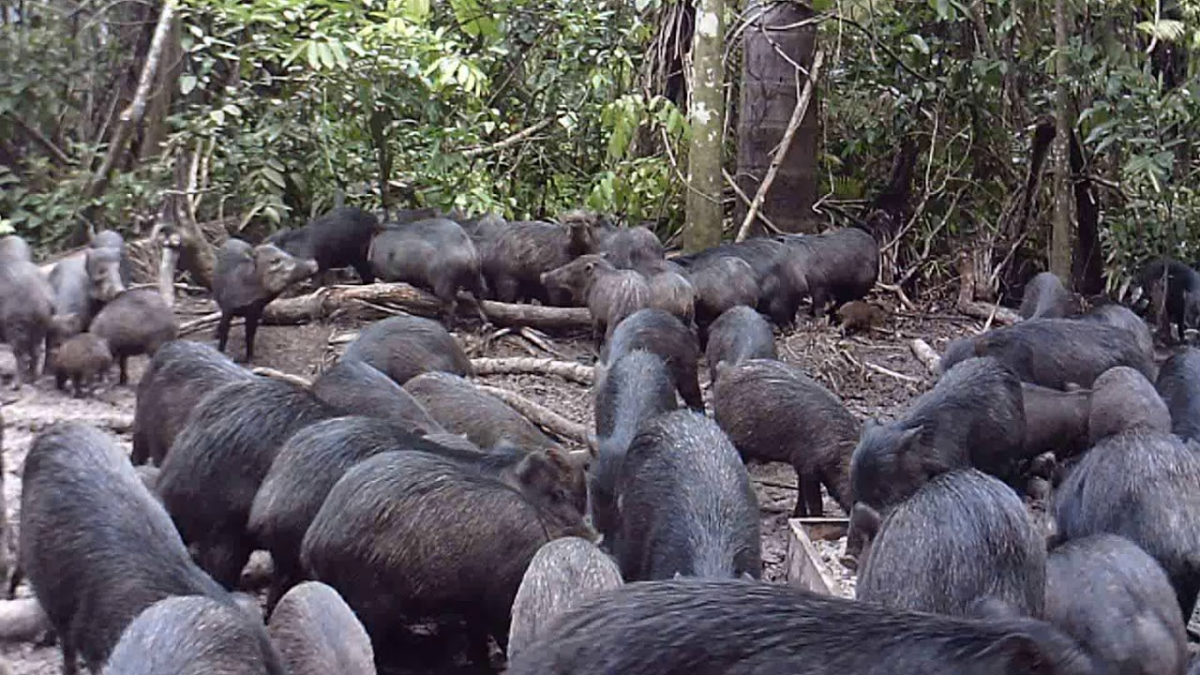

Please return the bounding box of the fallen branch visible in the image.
[470,357,594,385]
[475,384,591,446]
[263,283,593,331]
[250,367,312,388]
[863,360,923,384]
[723,168,783,234]
[909,338,941,375]
[0,598,50,643]
[179,311,221,336]
[735,50,825,242]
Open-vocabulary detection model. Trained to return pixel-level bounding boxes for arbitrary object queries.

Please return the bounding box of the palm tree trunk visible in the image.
[683,0,725,252]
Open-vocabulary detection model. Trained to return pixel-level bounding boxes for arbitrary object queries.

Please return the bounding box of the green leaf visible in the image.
[180,74,198,95]
[908,34,930,55]
[306,41,321,70]
[1135,19,1186,43]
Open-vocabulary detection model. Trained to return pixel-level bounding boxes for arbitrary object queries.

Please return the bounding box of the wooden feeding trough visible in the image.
[785,517,852,598]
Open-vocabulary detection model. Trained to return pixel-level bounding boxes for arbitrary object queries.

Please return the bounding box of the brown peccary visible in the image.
[19,423,242,673]
[89,289,178,385]
[157,377,337,587]
[44,246,126,371]
[368,218,489,326]
[1020,382,1091,460]
[340,314,472,386]
[775,227,879,318]
[1020,272,1072,320]
[405,371,560,451]
[475,219,601,304]
[598,225,664,270]
[0,235,31,264]
[213,239,318,362]
[51,332,112,398]
[507,537,623,663]
[541,254,651,345]
[310,359,446,436]
[104,596,286,675]
[1087,365,1171,445]
[642,260,696,327]
[704,306,777,381]
[268,206,379,284]
[682,256,760,334]
[300,450,595,667]
[267,582,376,675]
[0,260,55,387]
[714,359,858,517]
[602,308,703,411]
[131,340,253,466]
[838,300,887,334]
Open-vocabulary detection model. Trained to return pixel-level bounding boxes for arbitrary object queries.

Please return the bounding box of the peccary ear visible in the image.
[584,434,600,458]
[896,424,925,453]
[980,634,1057,674]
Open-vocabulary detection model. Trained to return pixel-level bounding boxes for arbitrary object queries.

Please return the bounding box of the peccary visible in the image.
[775,227,879,317]
[340,314,471,386]
[369,218,488,325]
[590,350,678,542]
[89,289,178,385]
[602,308,703,410]
[131,340,253,466]
[19,423,236,673]
[1155,347,1200,442]
[506,578,1093,675]
[676,238,807,327]
[310,359,445,435]
[247,416,488,608]
[157,377,336,587]
[714,359,858,517]
[1053,429,1200,622]
[681,256,760,331]
[704,306,777,379]
[0,260,54,386]
[1079,303,1154,361]
[597,225,663,270]
[615,411,761,581]
[1045,534,1188,675]
[1139,258,1200,343]
[857,469,1046,618]
[267,582,376,675]
[301,450,594,665]
[51,332,112,398]
[268,206,378,283]
[1087,365,1171,445]
[642,261,696,327]
[837,300,887,334]
[939,318,1157,388]
[1020,382,1091,460]
[507,537,623,663]
[405,371,560,451]
[1020,272,1072,320]
[541,254,650,344]
[475,219,601,304]
[213,239,318,362]
[104,596,286,675]
[0,235,31,264]
[847,357,1026,567]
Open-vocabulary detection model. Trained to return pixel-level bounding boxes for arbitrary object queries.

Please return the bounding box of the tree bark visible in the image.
[1070,130,1103,295]
[78,0,178,236]
[735,0,819,236]
[1050,0,1074,283]
[470,357,595,385]
[683,0,725,252]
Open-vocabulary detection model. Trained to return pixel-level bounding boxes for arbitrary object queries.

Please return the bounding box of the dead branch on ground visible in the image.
[474,384,591,446]
[909,338,941,375]
[955,251,1019,325]
[470,358,594,385]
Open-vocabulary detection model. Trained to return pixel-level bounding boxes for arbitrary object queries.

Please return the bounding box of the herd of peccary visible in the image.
[4,205,1200,674]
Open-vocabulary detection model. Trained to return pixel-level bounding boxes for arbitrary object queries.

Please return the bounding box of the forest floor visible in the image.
[0,287,1112,673]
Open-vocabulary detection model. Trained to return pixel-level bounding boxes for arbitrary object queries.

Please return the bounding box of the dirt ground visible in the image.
[0,290,1110,673]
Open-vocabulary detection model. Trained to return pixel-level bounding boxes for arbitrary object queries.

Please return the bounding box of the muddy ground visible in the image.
[0,289,1133,673]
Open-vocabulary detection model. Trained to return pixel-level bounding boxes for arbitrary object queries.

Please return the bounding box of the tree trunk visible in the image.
[735,0,818,235]
[683,0,725,252]
[140,14,182,161]
[1050,0,1073,283]
[78,0,178,238]
[1070,130,1103,295]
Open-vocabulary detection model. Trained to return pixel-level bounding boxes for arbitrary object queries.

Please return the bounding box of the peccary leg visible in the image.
[117,356,130,386]
[216,312,233,353]
[243,310,261,363]
[797,473,824,518]
[351,260,375,285]
[72,376,83,399]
